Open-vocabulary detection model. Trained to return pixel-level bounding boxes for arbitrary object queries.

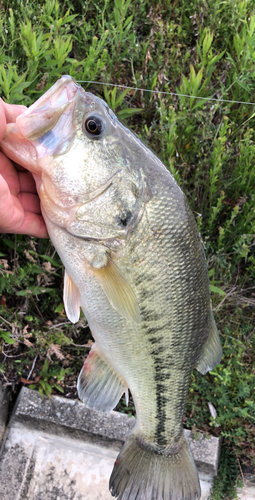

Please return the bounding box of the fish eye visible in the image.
[84,115,104,136]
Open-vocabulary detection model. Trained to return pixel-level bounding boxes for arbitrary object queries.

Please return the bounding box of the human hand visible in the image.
[0,99,48,238]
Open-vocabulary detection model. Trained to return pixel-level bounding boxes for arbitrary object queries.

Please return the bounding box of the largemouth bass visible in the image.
[1,76,222,500]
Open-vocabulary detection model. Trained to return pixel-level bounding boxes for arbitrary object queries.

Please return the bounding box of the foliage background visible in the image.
[0,0,255,497]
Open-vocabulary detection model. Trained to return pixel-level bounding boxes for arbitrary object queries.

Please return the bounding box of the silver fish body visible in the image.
[0,76,222,500]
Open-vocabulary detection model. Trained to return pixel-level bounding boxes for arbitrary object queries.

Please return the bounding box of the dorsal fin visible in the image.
[196,317,222,374]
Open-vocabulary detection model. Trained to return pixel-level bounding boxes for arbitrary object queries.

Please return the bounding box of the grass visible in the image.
[0,0,255,497]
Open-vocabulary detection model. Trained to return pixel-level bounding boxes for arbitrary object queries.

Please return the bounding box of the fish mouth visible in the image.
[27,75,78,112]
[16,75,80,141]
[0,75,83,172]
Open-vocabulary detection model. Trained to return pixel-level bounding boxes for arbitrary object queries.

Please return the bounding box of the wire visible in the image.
[76,80,255,106]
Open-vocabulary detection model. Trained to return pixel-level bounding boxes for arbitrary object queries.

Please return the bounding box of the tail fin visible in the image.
[109,434,201,500]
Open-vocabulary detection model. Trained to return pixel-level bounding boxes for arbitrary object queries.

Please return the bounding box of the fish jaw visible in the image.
[0,75,81,175]
[16,75,78,141]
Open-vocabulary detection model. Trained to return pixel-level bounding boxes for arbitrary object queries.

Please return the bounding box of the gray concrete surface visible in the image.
[0,387,223,499]
[238,476,255,500]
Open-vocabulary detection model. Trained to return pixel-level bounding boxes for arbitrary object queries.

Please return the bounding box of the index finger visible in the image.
[3,101,27,124]
[0,99,7,142]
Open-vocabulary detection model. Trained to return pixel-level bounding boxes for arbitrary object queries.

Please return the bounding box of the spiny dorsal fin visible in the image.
[63,269,81,324]
[78,343,127,412]
[93,257,140,324]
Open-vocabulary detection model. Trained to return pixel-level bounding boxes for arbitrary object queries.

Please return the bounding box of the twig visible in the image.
[34,303,44,321]
[234,447,246,497]
[47,321,89,330]
[0,372,13,386]
[247,328,255,342]
[1,344,27,358]
[27,355,38,380]
[0,315,14,329]
[65,343,92,348]
[214,286,236,312]
[47,321,73,330]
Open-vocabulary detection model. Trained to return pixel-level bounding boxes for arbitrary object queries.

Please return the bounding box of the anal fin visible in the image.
[63,269,81,324]
[196,317,222,375]
[78,343,127,413]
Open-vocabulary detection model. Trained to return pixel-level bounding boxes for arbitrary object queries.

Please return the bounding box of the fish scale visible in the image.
[0,75,223,500]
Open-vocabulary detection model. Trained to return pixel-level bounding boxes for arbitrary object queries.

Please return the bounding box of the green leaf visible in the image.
[38,386,44,397]
[62,14,77,24]
[207,51,225,70]
[39,255,62,267]
[31,265,42,274]
[55,303,65,313]
[10,80,32,93]
[16,287,56,296]
[0,331,15,344]
[41,60,59,68]
[118,108,141,119]
[54,383,64,393]
[115,87,130,107]
[3,239,15,249]
[41,360,50,377]
[210,284,226,296]
[44,381,52,396]
[123,15,133,29]
[202,30,213,57]
[192,98,208,110]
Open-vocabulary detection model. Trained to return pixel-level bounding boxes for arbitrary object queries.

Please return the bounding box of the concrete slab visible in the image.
[186,428,221,479]
[0,387,222,499]
[238,485,255,500]
[10,387,222,477]
[238,476,255,500]
[0,422,115,500]
[0,421,214,500]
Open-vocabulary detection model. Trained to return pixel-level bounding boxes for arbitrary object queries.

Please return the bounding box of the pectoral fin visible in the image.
[196,317,222,374]
[93,257,140,324]
[78,343,127,412]
[63,270,81,324]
